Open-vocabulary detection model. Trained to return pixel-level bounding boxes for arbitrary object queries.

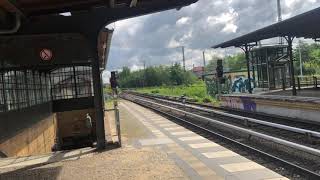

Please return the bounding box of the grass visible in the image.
[136,81,220,106]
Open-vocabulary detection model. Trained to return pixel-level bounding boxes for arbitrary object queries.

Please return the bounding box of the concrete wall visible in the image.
[0,103,57,157]
[56,109,96,140]
[220,94,320,124]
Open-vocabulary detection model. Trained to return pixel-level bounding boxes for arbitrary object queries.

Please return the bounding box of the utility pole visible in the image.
[143,60,146,87]
[277,0,282,22]
[182,46,186,71]
[202,51,206,67]
[277,0,283,44]
[202,51,206,78]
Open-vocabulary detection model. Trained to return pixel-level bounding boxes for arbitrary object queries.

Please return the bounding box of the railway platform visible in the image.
[220,91,320,124]
[119,100,289,180]
[0,100,288,180]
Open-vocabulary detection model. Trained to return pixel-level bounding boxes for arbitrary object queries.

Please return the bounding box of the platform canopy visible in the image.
[0,0,197,16]
[212,7,320,48]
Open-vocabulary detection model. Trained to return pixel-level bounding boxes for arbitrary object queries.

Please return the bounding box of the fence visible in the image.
[296,76,319,90]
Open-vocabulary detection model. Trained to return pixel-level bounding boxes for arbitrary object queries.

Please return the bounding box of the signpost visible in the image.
[40,49,53,61]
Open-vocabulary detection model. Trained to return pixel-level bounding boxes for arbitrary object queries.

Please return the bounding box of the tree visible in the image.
[205,53,246,74]
[169,63,184,85]
[225,53,246,71]
[117,63,197,88]
[293,41,320,75]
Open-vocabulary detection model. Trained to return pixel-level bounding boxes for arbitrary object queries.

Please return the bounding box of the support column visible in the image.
[1,71,7,112]
[73,66,78,98]
[250,52,256,88]
[24,70,30,107]
[287,37,297,96]
[244,44,252,94]
[91,52,106,149]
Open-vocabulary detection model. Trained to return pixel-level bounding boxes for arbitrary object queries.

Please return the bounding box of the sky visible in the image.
[102,0,320,82]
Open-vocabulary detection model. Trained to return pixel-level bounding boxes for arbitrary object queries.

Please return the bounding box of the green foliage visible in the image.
[293,41,320,75]
[224,53,246,71]
[205,53,246,73]
[118,63,197,88]
[137,81,219,106]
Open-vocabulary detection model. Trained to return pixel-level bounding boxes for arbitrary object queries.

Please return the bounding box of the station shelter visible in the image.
[250,45,291,90]
[212,6,320,96]
[0,0,198,157]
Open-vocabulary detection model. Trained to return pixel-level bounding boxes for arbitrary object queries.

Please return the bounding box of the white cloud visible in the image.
[114,16,147,37]
[179,30,193,42]
[168,38,181,48]
[106,0,320,72]
[207,8,238,33]
[176,17,191,26]
[207,8,238,26]
[222,23,238,33]
[285,0,298,7]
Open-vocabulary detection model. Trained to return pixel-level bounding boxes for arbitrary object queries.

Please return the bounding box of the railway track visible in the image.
[121,92,320,180]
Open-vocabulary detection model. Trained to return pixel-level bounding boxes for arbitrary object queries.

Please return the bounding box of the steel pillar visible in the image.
[286,37,297,96]
[1,72,7,111]
[91,52,106,149]
[250,52,256,88]
[244,44,252,94]
[73,66,78,98]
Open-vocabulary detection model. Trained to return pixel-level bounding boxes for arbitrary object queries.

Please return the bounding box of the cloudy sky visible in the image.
[103,0,320,82]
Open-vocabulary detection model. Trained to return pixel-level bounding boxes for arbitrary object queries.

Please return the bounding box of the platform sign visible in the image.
[40,48,53,61]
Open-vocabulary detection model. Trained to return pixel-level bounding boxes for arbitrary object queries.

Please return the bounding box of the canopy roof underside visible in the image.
[213,7,320,48]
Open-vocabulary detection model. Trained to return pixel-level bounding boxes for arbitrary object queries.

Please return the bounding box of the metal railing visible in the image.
[296,76,319,90]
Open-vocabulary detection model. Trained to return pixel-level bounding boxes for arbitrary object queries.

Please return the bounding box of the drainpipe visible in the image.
[0,13,21,34]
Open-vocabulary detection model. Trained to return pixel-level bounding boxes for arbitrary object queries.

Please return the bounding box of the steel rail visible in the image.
[152,97,320,138]
[131,96,320,157]
[123,95,320,178]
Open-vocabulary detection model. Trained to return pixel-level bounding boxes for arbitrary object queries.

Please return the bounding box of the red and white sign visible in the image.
[40,49,53,61]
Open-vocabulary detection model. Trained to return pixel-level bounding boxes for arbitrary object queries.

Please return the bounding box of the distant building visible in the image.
[192,66,204,78]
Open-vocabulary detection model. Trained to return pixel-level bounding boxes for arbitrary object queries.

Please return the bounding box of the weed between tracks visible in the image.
[136,81,220,105]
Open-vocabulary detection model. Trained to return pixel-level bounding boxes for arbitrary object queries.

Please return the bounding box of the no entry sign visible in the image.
[40,48,53,61]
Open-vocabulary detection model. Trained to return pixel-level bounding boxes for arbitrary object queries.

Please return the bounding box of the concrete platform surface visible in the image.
[0,100,289,180]
[118,100,288,180]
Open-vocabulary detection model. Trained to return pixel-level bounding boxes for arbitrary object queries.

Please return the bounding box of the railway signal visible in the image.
[216,59,223,78]
[110,71,118,96]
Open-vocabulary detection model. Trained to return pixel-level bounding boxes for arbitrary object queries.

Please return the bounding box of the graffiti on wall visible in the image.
[231,76,254,93]
[221,96,257,112]
[240,97,256,112]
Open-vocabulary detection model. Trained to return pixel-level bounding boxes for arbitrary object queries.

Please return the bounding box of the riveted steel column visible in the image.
[287,37,297,96]
[250,52,256,88]
[245,44,252,94]
[92,53,106,149]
